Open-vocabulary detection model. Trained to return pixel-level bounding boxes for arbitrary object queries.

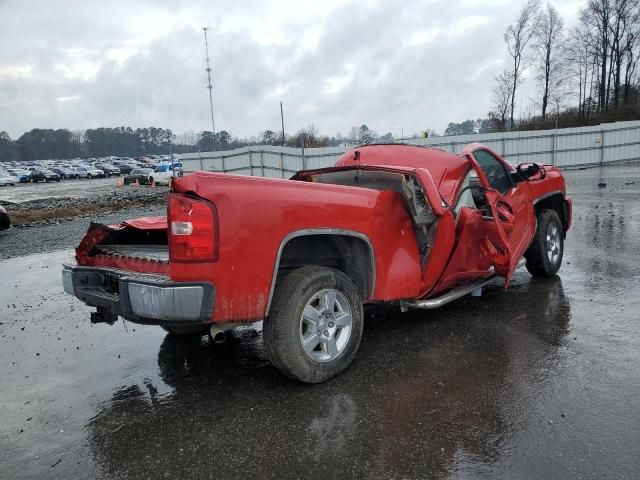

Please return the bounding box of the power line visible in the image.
[202,27,217,151]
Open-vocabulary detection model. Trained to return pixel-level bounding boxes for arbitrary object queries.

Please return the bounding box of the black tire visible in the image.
[148,176,154,185]
[0,212,10,230]
[161,325,209,336]
[87,173,92,179]
[264,266,364,383]
[525,209,564,277]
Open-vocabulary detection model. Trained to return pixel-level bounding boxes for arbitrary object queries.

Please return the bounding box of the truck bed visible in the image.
[96,244,169,263]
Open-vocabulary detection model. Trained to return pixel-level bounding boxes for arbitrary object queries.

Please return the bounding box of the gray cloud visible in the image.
[0,0,582,139]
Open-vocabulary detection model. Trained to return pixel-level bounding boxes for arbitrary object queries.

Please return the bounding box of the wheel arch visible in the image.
[265,229,375,316]
[533,191,569,236]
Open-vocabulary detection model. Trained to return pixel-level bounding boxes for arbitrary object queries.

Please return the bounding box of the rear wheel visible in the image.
[264,266,363,383]
[525,209,564,277]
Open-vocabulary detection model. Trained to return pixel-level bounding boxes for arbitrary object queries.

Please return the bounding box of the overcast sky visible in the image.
[0,0,585,139]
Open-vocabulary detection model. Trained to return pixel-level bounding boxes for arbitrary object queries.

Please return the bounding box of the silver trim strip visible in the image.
[532,190,563,205]
[401,257,527,310]
[264,229,376,316]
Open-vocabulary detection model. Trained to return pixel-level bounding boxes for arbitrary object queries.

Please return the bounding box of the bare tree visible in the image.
[622,12,640,103]
[534,3,565,120]
[612,0,640,107]
[566,26,592,120]
[504,0,541,129]
[581,0,612,111]
[489,71,513,131]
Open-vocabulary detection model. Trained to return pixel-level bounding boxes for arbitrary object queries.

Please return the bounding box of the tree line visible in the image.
[446,0,640,136]
[0,124,402,162]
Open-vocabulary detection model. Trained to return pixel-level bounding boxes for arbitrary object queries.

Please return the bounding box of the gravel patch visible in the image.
[5,188,167,226]
[0,204,166,259]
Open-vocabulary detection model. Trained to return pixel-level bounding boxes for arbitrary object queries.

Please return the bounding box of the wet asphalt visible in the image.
[1,165,639,479]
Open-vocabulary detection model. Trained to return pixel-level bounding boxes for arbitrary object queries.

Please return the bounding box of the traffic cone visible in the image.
[151,178,156,188]
[135,178,140,187]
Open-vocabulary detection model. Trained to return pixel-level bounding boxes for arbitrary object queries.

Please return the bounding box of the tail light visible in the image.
[168,193,219,262]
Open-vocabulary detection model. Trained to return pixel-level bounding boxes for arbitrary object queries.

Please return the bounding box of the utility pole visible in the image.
[280,101,285,146]
[202,27,217,151]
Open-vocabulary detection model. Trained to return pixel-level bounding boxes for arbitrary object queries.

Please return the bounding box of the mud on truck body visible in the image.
[63,143,572,383]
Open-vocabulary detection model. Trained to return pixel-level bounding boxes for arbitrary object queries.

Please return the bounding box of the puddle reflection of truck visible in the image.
[63,144,572,383]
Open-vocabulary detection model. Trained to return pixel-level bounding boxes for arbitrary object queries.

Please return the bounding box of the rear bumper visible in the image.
[62,265,215,324]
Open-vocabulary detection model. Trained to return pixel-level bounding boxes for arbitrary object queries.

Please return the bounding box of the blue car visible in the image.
[7,169,30,183]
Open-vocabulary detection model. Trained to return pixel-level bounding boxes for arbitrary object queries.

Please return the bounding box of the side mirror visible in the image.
[511,163,542,183]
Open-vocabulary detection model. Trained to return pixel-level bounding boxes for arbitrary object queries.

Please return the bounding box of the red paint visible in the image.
[74,143,571,323]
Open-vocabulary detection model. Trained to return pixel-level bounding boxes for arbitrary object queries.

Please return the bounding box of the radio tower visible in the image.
[202,27,217,151]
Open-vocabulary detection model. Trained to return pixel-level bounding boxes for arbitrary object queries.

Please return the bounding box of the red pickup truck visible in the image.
[63,143,571,382]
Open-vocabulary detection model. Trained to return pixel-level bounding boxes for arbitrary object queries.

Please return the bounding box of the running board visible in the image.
[400,258,526,311]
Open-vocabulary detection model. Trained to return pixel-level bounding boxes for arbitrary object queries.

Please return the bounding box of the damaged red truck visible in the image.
[63,143,572,383]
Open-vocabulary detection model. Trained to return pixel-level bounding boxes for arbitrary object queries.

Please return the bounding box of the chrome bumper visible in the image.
[62,265,215,324]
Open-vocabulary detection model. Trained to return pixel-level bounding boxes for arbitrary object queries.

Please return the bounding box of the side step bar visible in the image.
[400,258,526,311]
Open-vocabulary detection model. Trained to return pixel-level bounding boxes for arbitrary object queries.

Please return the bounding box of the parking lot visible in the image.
[1,165,639,479]
[0,177,129,204]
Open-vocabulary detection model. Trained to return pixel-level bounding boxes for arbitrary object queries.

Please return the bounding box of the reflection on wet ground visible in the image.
[1,164,640,479]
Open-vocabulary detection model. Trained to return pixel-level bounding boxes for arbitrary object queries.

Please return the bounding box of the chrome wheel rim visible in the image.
[299,288,352,363]
[546,222,561,265]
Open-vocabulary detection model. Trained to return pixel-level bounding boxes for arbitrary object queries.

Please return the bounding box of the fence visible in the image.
[181,120,640,177]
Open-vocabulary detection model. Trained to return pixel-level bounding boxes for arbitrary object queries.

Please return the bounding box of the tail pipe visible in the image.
[209,323,241,343]
[400,258,527,311]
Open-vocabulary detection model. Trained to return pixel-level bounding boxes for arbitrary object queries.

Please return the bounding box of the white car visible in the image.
[148,163,183,185]
[74,165,105,179]
[0,170,18,186]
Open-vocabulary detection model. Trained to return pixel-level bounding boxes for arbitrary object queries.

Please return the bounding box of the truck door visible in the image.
[434,147,535,293]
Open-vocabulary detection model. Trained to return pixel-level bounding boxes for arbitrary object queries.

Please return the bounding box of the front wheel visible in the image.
[525,209,564,277]
[264,266,363,383]
[87,173,92,179]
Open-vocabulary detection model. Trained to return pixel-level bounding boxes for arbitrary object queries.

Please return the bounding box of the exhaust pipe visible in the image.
[209,323,241,344]
[209,327,227,344]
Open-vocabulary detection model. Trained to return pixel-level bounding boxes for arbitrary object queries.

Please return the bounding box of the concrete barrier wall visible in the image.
[181,120,640,176]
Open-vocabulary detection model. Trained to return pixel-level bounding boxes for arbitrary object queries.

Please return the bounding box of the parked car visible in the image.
[63,143,572,383]
[123,168,153,185]
[50,166,76,179]
[112,162,137,174]
[0,205,10,230]
[6,169,30,183]
[0,170,17,186]
[149,162,183,185]
[74,166,104,179]
[30,169,60,182]
[93,163,121,176]
[73,166,89,179]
